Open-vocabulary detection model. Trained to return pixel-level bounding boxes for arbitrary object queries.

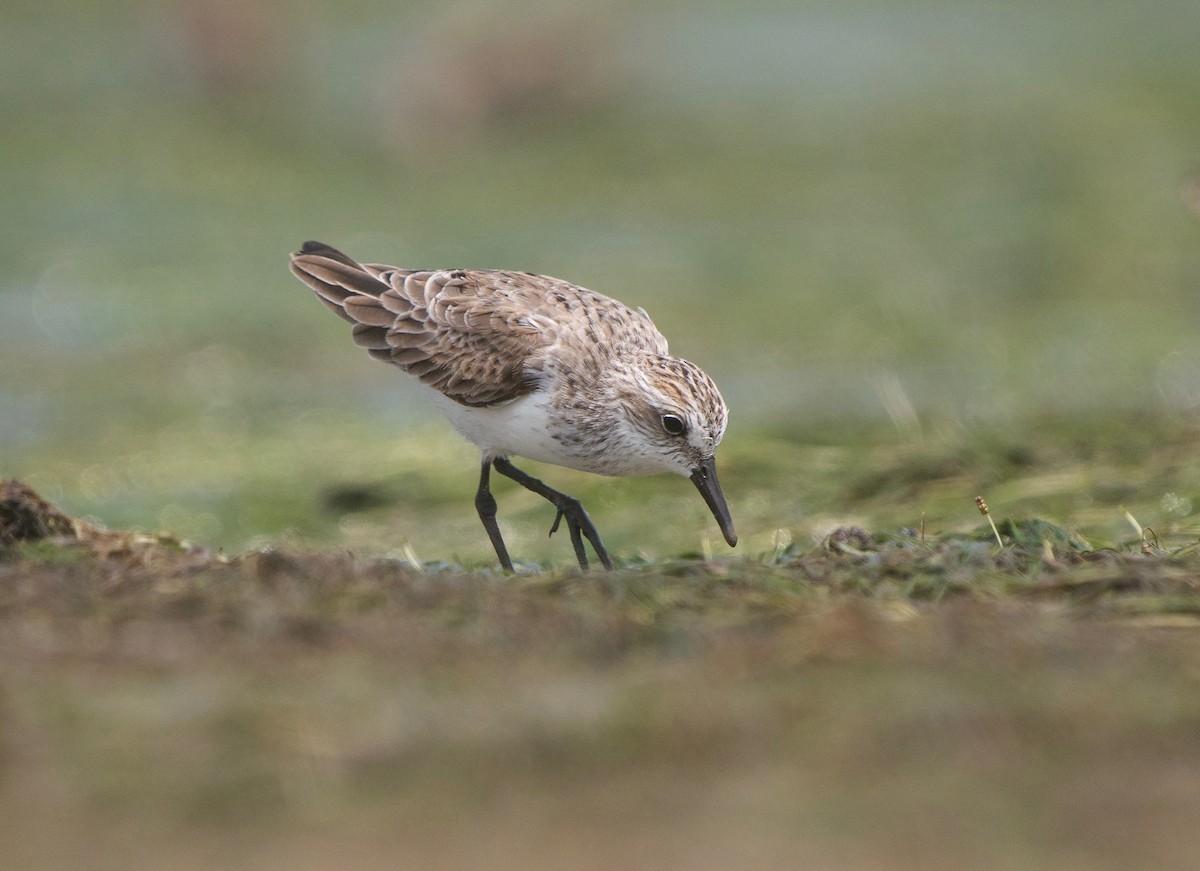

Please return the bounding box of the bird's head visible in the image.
[618,355,737,547]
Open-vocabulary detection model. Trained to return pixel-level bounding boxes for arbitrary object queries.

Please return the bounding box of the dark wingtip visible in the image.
[294,240,361,268]
[296,240,337,258]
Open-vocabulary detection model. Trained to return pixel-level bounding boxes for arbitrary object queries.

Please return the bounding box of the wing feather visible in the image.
[290,241,670,408]
[342,295,398,327]
[290,243,551,407]
[350,323,391,349]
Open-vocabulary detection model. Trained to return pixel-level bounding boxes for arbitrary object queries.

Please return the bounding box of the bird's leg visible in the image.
[475,459,514,572]
[491,458,615,571]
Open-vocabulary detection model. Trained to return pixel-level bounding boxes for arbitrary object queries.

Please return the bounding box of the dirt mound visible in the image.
[0,478,90,548]
[0,478,196,566]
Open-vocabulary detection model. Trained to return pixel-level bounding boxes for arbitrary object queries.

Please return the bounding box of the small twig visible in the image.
[1040,538,1063,569]
[975,496,1004,548]
[1122,508,1142,537]
[1142,527,1160,555]
[401,542,424,573]
[1123,508,1156,555]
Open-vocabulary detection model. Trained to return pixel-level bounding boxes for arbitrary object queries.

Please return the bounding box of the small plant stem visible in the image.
[975,496,1004,549]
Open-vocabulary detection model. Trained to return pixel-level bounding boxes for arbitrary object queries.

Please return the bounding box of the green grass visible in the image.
[11,411,1200,568]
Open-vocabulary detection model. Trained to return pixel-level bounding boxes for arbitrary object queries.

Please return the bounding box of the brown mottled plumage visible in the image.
[289,241,735,571]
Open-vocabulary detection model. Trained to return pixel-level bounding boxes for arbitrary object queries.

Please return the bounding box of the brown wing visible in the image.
[289,241,552,407]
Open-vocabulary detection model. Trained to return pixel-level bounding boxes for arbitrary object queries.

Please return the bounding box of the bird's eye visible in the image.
[661,414,687,436]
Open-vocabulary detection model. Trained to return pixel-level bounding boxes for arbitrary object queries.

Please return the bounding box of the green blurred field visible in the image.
[4,0,1200,868]
[5,0,1200,554]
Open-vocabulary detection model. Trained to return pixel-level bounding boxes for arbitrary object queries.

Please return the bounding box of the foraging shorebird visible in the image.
[289,241,736,570]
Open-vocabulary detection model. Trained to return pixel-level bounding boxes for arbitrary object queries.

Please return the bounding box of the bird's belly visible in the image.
[428,389,595,471]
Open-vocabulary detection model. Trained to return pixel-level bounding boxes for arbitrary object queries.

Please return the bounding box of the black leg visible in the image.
[492,457,614,571]
[475,460,514,571]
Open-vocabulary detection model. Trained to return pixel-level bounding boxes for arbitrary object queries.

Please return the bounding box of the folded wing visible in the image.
[290,241,550,407]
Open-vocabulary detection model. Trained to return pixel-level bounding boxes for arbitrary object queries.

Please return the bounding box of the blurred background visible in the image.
[4,0,1200,561]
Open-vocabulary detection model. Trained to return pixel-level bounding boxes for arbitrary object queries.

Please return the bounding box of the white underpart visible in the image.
[427,387,592,472]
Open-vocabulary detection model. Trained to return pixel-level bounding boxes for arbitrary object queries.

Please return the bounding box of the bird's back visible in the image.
[290,242,669,408]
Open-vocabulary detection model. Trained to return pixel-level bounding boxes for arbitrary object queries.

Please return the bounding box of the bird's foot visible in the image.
[547,497,614,571]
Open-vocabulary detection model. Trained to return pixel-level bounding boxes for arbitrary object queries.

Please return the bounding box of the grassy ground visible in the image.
[5,420,1200,871]
[15,409,1200,567]
[6,1,1200,867]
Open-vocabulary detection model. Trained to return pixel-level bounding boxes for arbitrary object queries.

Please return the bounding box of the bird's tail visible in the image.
[289,241,392,325]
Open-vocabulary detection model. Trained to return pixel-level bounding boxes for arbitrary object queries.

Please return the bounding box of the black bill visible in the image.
[690,457,737,547]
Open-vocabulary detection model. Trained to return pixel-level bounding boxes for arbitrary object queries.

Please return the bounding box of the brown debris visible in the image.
[823,526,876,554]
[0,479,89,549]
[0,478,193,566]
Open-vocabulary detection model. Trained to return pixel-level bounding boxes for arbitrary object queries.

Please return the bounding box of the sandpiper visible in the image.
[289,241,736,570]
